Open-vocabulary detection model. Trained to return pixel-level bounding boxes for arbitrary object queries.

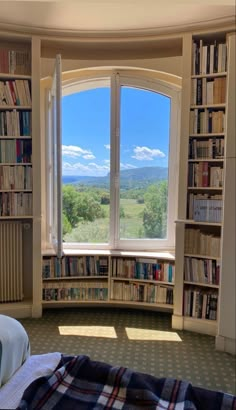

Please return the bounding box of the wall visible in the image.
[41,56,183,79]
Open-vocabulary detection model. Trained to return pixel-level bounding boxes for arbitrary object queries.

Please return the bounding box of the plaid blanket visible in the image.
[17,354,236,410]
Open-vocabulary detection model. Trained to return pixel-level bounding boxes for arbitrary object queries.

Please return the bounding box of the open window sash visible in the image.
[49,54,63,257]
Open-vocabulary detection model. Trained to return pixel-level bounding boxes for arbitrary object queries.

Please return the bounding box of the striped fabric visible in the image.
[17,354,236,409]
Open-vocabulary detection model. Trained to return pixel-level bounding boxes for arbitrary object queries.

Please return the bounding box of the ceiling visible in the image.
[0,0,235,38]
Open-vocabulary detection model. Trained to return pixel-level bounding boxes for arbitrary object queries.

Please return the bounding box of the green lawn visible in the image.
[64,199,145,243]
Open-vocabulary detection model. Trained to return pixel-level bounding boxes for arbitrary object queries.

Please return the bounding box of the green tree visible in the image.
[77,192,105,222]
[62,185,105,229]
[62,212,72,235]
[143,181,168,238]
[62,185,80,227]
[100,192,110,205]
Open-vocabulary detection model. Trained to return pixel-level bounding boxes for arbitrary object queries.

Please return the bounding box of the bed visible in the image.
[0,315,235,410]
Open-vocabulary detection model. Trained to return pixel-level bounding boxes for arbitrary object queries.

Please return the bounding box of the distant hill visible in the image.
[62,166,168,189]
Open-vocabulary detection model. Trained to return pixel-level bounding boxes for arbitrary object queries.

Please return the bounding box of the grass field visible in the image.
[64,199,145,243]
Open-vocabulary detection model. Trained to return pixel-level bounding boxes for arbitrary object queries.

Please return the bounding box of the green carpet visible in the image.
[20,307,236,395]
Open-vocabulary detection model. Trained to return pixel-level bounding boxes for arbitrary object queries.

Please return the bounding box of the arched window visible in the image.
[45,69,181,251]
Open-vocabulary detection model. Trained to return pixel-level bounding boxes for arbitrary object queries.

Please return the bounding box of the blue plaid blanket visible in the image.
[17,354,236,409]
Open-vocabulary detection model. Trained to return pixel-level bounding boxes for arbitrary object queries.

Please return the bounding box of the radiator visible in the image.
[0,222,23,302]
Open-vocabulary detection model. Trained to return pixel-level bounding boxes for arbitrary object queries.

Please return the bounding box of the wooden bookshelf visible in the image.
[173,30,235,341]
[0,35,42,318]
[42,251,175,310]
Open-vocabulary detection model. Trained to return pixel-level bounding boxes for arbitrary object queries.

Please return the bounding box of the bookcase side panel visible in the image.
[216,32,236,355]
[31,36,42,318]
[172,33,192,329]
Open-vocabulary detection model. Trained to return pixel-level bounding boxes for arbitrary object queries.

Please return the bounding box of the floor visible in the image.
[20,307,236,395]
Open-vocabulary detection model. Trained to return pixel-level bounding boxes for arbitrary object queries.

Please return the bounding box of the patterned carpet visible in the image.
[20,307,236,395]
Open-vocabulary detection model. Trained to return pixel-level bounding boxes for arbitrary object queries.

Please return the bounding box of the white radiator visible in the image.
[0,222,23,302]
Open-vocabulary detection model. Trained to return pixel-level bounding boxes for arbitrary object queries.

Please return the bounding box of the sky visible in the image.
[62,86,170,177]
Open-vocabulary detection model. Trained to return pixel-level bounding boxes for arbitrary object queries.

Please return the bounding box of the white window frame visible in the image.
[45,69,181,252]
[111,73,180,251]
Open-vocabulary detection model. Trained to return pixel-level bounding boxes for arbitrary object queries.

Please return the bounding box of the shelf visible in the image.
[110,300,174,310]
[190,103,226,109]
[184,253,220,260]
[42,300,109,305]
[187,187,223,191]
[0,105,31,110]
[189,133,225,138]
[0,136,31,139]
[184,281,219,289]
[191,72,227,79]
[175,219,222,226]
[0,215,33,219]
[0,163,32,166]
[43,275,109,281]
[0,73,31,80]
[0,189,32,192]
[188,158,224,162]
[111,277,174,286]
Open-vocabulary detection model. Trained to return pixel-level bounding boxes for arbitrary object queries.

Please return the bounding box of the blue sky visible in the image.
[62,87,170,176]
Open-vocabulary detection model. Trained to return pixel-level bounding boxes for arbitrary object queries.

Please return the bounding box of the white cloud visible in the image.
[62,145,95,159]
[104,144,110,150]
[132,146,165,161]
[83,154,95,160]
[62,161,109,176]
[120,163,137,170]
[104,159,110,165]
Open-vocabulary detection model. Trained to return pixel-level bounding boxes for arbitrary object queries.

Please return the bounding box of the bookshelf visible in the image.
[42,251,175,311]
[0,35,41,318]
[173,30,236,343]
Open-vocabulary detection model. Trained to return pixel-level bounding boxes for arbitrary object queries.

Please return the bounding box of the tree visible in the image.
[143,181,168,238]
[62,185,80,227]
[62,185,105,229]
[100,192,110,205]
[77,192,105,222]
[62,212,72,235]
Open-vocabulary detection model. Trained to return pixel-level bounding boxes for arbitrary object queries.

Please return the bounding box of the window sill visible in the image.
[42,247,175,260]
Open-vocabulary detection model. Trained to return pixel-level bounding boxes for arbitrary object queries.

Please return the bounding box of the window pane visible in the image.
[62,87,110,244]
[120,86,170,239]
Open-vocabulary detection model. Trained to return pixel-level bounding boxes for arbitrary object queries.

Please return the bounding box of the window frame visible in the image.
[44,69,181,252]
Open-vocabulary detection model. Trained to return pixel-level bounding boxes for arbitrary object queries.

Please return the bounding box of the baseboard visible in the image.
[215,335,236,355]
[172,314,184,329]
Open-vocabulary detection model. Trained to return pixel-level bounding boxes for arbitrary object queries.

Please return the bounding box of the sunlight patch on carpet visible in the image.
[58,326,117,338]
[125,328,182,341]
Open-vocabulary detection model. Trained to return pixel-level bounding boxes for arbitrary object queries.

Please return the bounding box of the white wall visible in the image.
[41,56,182,79]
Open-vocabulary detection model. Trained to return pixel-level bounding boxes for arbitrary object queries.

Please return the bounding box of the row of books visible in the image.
[0,192,32,216]
[0,80,31,106]
[0,165,32,190]
[188,138,224,160]
[192,40,227,75]
[42,255,109,279]
[111,258,175,283]
[184,256,220,285]
[0,110,31,137]
[0,140,32,163]
[42,285,109,302]
[0,48,31,75]
[190,109,225,134]
[191,77,226,106]
[111,282,173,305]
[183,288,218,320]
[188,194,223,223]
[188,163,223,188]
[184,228,221,258]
